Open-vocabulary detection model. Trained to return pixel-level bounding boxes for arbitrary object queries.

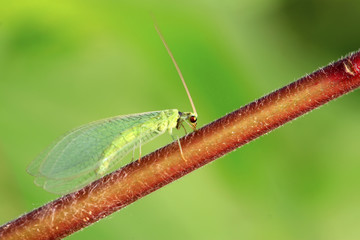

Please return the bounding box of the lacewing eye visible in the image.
[189,116,197,123]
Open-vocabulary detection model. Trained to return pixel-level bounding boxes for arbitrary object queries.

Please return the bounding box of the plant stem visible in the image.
[1,50,360,240]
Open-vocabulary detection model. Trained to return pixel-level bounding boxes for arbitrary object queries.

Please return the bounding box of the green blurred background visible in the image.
[1,1,360,239]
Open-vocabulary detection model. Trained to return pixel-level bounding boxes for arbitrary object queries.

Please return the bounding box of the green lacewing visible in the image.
[27,24,198,194]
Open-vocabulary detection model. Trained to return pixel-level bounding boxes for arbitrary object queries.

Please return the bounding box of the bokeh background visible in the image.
[1,1,360,239]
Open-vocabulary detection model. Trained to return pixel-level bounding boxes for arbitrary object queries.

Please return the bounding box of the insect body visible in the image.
[27,23,198,194]
[27,110,197,194]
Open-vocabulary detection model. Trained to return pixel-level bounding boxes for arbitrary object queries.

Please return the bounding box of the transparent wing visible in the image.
[43,171,98,194]
[43,127,162,194]
[27,111,170,194]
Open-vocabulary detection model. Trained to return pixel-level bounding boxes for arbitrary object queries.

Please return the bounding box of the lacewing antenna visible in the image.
[153,21,197,116]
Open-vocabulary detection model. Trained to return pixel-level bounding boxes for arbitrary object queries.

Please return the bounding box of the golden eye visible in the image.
[189,116,197,123]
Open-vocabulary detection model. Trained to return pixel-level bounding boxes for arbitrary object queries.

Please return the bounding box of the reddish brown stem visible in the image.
[1,51,360,240]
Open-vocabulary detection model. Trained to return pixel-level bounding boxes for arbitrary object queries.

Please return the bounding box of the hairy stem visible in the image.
[1,50,360,240]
